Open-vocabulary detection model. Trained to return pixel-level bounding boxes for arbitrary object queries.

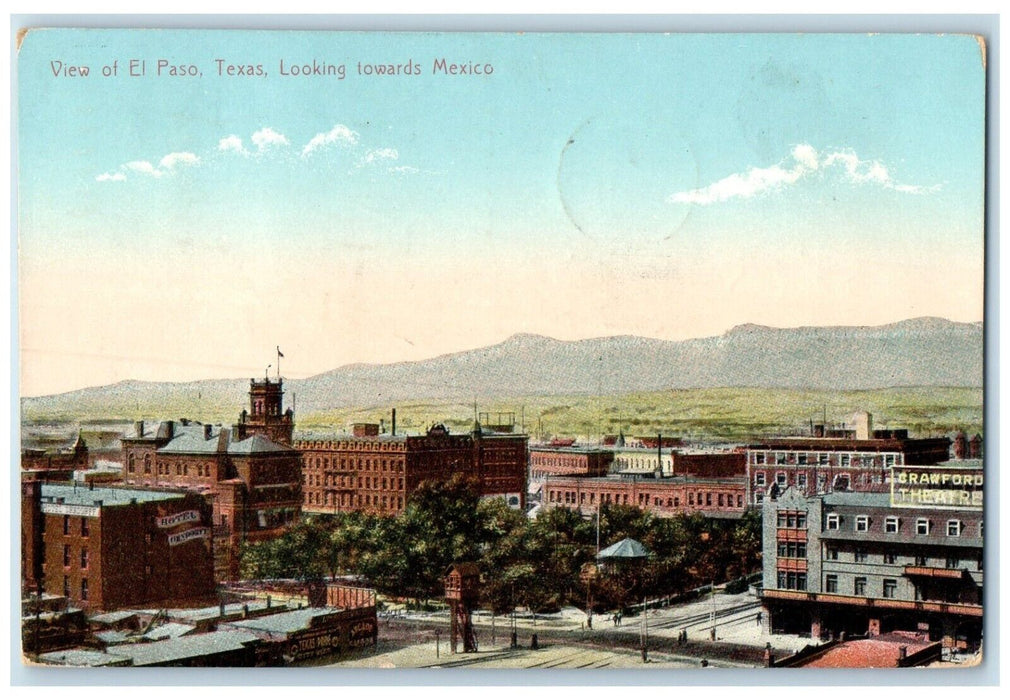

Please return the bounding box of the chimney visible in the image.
[135,420,144,438]
[165,421,174,440]
[853,411,873,441]
[392,408,396,437]
[764,642,775,667]
[204,424,213,440]
[380,419,386,434]
[898,645,907,661]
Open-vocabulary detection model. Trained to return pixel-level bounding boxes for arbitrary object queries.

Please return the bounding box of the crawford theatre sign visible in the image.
[890,467,983,510]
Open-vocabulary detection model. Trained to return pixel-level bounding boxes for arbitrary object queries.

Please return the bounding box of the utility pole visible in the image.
[710,581,717,641]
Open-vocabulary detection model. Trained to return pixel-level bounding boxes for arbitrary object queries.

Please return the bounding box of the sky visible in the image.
[16,30,986,396]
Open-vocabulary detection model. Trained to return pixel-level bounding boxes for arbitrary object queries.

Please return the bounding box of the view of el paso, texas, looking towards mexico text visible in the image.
[17,29,984,671]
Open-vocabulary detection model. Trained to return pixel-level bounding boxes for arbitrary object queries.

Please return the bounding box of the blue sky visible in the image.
[17,30,985,394]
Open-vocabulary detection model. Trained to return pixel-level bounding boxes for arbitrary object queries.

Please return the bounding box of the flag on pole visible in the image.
[277,346,284,358]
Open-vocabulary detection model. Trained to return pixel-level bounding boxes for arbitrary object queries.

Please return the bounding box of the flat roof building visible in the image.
[760,479,982,653]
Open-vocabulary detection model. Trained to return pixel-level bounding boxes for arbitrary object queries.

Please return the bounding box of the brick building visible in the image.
[746,413,951,506]
[21,433,89,482]
[543,474,748,519]
[760,468,983,652]
[119,380,302,580]
[298,422,528,516]
[529,446,614,480]
[22,482,216,612]
[613,446,746,479]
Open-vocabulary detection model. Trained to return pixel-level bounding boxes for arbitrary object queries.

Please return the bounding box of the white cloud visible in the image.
[96,172,126,182]
[302,124,360,157]
[668,143,938,205]
[389,165,420,174]
[123,160,163,178]
[159,152,200,169]
[218,135,248,154]
[359,148,399,167]
[251,127,290,152]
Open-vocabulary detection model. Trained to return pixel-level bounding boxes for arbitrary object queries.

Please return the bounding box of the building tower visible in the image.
[235,378,294,445]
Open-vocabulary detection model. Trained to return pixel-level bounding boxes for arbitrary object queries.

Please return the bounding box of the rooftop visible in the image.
[222,607,342,636]
[117,629,261,666]
[37,649,131,667]
[40,483,184,508]
[795,635,935,668]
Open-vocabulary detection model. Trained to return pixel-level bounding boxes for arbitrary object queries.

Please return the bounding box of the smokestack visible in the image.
[392,408,396,437]
[135,420,144,438]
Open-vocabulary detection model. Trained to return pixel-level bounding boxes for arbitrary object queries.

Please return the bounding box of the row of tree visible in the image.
[240,474,761,613]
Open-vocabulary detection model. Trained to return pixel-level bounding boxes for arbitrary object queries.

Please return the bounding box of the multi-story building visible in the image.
[529,446,614,480]
[119,380,302,580]
[760,470,982,652]
[297,422,528,516]
[542,474,748,519]
[746,412,951,505]
[22,482,216,612]
[613,446,746,479]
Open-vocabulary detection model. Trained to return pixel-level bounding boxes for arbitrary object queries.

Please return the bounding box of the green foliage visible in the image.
[297,386,982,441]
[240,478,766,615]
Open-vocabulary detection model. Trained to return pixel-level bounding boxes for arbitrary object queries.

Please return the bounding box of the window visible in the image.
[826,546,839,560]
[883,552,897,564]
[80,518,90,537]
[63,576,70,598]
[755,492,764,505]
[825,574,838,593]
[945,556,960,570]
[841,454,851,467]
[885,516,899,534]
[776,472,787,486]
[916,518,930,536]
[63,516,70,535]
[854,549,868,563]
[80,549,88,569]
[776,571,807,591]
[775,453,786,465]
[81,578,89,601]
[854,577,867,596]
[754,472,766,486]
[826,514,840,530]
[797,473,808,489]
[855,515,869,532]
[947,520,962,537]
[914,554,928,566]
[63,545,70,567]
[754,453,766,465]
[883,579,897,599]
[777,513,788,527]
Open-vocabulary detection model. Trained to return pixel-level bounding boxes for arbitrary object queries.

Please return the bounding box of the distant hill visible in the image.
[21,317,982,422]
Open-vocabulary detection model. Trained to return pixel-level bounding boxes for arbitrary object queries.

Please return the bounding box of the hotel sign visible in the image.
[890,467,983,510]
[168,527,210,546]
[157,510,200,528]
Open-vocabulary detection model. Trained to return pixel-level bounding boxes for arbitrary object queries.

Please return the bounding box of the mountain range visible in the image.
[22,317,983,420]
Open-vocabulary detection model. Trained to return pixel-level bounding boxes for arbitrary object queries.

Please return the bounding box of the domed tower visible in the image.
[236,378,294,445]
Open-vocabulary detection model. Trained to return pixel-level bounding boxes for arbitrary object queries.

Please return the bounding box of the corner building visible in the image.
[760,481,982,653]
[23,483,216,612]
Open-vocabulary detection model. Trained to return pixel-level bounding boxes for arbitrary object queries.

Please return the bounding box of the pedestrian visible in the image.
[613,613,618,627]
[587,613,592,629]
[756,611,762,627]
